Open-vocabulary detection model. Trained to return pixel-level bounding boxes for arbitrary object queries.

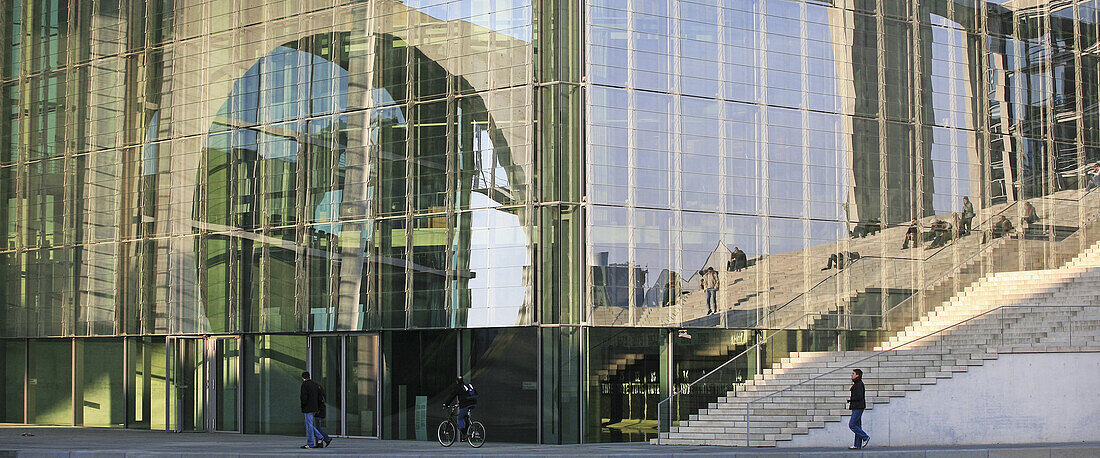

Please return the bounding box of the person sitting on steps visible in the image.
[901,218,921,249]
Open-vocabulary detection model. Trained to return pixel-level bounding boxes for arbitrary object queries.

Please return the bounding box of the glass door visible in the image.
[210,337,240,432]
[167,337,205,432]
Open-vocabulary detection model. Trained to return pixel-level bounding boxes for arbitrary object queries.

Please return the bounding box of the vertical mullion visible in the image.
[340,335,346,436]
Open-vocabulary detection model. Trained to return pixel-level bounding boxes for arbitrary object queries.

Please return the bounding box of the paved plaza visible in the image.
[0,426,1096,457]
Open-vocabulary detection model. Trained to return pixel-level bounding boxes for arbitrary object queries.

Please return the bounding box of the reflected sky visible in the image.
[404,0,533,42]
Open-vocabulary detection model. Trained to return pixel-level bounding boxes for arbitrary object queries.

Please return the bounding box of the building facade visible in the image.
[0,0,1097,444]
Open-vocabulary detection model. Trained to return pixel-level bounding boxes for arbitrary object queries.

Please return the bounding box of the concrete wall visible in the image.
[787,352,1100,448]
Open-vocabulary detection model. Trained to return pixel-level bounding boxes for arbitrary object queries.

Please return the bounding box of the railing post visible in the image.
[745,402,750,447]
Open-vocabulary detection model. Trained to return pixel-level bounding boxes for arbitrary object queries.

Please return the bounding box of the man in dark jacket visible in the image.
[300,372,332,449]
[733,247,747,271]
[444,376,479,439]
[846,369,870,449]
[960,197,975,235]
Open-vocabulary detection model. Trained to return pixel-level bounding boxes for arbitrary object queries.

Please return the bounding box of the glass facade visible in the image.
[0,0,1098,444]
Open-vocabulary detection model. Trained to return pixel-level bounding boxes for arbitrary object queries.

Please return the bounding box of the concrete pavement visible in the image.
[0,425,1096,457]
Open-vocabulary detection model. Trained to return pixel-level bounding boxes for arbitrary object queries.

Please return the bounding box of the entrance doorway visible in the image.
[166,336,241,432]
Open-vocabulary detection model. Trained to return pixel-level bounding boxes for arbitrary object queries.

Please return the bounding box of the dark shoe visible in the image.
[301,444,319,449]
[862,437,870,448]
[323,437,333,448]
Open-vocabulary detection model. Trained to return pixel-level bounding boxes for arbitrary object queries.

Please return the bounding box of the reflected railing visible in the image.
[655,311,882,440]
[657,189,1100,443]
[747,188,1100,331]
[740,304,1100,446]
[882,190,1100,332]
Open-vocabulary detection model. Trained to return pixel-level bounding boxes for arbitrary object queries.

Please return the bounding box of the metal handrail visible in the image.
[743,303,1099,446]
[654,311,880,444]
[718,190,1095,330]
[882,191,1100,322]
[755,199,1029,329]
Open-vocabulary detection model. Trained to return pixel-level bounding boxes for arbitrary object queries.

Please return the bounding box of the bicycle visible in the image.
[437,405,485,448]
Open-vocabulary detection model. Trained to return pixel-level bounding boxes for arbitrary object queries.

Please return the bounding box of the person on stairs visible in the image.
[702,267,719,315]
[847,369,870,449]
[901,218,921,249]
[960,197,975,235]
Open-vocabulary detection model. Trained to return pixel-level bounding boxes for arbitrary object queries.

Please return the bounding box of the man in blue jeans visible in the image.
[444,376,479,440]
[300,371,332,449]
[847,369,870,449]
[702,267,719,314]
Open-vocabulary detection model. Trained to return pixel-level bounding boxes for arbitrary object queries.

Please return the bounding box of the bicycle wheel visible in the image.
[466,421,485,448]
[437,420,456,447]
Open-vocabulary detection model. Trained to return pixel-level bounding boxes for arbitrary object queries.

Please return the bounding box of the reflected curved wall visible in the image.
[192,30,530,333]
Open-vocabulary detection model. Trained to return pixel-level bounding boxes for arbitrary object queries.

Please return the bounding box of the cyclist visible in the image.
[443,375,479,440]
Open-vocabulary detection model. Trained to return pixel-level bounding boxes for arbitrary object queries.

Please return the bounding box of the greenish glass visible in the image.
[27,339,71,425]
[584,328,665,443]
[309,336,342,435]
[77,338,124,426]
[381,330,456,441]
[0,339,25,423]
[540,326,581,444]
[243,335,307,435]
[346,334,379,437]
[127,337,166,430]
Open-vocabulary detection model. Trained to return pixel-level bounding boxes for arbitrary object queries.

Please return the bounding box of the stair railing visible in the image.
[654,311,881,444]
[742,303,1099,446]
[752,199,1028,330]
[882,190,1100,332]
[757,188,1100,331]
[657,190,1100,443]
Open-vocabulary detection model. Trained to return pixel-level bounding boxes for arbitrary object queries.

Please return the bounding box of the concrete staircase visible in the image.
[655,241,1100,447]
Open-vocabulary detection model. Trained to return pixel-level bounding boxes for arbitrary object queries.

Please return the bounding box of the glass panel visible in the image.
[214,338,239,432]
[309,336,342,435]
[382,330,456,440]
[584,328,666,442]
[27,339,71,425]
[0,340,25,423]
[168,338,204,432]
[127,337,167,430]
[243,335,307,434]
[461,328,538,442]
[77,338,124,426]
[346,334,379,437]
[671,329,755,428]
[540,327,581,444]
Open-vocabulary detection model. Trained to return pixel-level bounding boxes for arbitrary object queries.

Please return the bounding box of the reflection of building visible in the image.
[1,0,1098,446]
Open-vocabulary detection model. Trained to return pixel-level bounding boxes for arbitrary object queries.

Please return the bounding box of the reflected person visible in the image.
[960,197,975,235]
[1022,202,1040,230]
[901,219,921,249]
[734,247,747,271]
[702,267,719,315]
[990,215,1015,241]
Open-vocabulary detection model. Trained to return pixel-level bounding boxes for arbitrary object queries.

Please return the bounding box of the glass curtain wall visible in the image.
[0,0,538,337]
[585,0,1100,332]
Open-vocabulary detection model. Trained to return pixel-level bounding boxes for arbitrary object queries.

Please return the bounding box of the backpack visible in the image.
[462,383,479,402]
[316,383,327,418]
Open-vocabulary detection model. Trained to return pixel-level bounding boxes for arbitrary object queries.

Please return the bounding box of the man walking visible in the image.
[847,369,870,449]
[300,371,332,449]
